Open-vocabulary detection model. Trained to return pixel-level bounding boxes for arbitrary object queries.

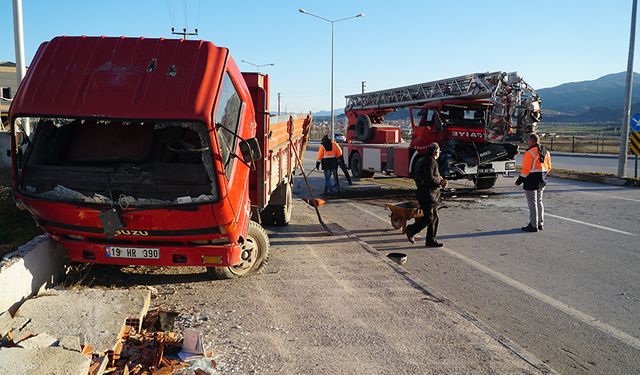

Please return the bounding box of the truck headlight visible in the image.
[506,162,516,170]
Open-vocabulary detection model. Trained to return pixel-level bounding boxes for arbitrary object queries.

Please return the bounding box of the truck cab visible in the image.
[409,99,518,186]
[9,36,274,278]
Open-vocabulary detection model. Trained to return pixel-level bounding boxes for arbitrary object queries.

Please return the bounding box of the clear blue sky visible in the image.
[0,0,636,113]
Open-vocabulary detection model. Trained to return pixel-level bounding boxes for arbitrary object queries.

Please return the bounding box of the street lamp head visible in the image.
[298,8,307,14]
[356,13,364,17]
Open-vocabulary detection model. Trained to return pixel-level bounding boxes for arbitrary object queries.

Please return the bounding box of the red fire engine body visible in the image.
[341,72,541,189]
[9,36,310,278]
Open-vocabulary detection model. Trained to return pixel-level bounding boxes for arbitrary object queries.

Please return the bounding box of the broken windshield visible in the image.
[13,117,219,207]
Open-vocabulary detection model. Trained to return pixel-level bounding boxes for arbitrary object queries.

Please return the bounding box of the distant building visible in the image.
[1,61,19,128]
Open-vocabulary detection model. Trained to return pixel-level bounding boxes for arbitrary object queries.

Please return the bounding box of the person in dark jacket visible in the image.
[316,135,342,195]
[515,133,552,232]
[406,143,448,247]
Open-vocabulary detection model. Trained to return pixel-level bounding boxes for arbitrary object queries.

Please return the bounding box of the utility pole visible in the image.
[12,0,26,84]
[171,27,198,39]
[361,81,366,94]
[277,93,281,116]
[618,0,638,177]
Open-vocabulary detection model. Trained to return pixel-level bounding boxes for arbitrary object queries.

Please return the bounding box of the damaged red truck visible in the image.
[8,36,310,278]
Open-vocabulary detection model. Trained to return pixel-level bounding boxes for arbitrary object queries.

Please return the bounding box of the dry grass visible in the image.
[0,168,42,257]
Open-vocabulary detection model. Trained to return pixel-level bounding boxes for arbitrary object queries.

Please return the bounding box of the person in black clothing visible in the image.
[406,143,448,247]
[333,155,353,191]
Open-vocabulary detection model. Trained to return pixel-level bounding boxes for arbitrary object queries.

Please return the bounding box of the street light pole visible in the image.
[12,0,26,84]
[331,22,335,139]
[240,60,274,74]
[298,9,364,141]
[619,0,638,178]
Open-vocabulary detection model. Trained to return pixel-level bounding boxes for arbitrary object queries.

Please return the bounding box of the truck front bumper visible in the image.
[59,239,242,267]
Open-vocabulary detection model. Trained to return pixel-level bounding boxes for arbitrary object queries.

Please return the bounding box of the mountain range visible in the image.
[314,72,639,123]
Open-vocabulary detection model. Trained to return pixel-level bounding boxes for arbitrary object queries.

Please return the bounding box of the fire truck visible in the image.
[341,72,541,189]
[9,36,310,279]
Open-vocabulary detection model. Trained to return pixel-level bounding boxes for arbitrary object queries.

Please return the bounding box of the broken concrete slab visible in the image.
[0,346,91,375]
[20,332,59,349]
[13,288,150,353]
[59,335,82,352]
[0,235,67,314]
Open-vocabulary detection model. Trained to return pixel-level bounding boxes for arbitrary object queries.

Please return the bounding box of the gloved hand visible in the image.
[315,161,321,170]
[515,176,524,186]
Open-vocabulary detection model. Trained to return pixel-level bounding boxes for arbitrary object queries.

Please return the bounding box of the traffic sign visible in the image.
[630,131,640,156]
[631,113,640,132]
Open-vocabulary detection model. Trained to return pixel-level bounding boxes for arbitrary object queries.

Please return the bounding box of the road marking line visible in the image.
[437,247,640,351]
[550,183,640,203]
[546,213,637,236]
[347,202,640,351]
[346,202,392,224]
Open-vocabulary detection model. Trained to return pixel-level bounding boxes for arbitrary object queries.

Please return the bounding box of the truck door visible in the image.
[213,72,247,216]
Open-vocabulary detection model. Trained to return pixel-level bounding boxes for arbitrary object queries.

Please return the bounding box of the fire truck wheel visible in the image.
[474,174,498,190]
[207,221,270,279]
[356,115,374,142]
[350,152,375,178]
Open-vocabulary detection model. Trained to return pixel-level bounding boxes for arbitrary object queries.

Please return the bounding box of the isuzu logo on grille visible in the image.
[115,229,149,236]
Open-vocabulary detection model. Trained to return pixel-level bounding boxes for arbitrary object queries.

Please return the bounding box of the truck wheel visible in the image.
[350,152,375,178]
[474,174,498,190]
[271,182,293,226]
[260,183,293,226]
[356,115,374,142]
[207,221,270,279]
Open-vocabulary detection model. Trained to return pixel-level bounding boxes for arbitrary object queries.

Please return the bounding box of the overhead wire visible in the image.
[166,0,176,29]
[183,0,188,30]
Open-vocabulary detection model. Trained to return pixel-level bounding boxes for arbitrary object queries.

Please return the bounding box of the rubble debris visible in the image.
[177,328,205,361]
[36,184,214,207]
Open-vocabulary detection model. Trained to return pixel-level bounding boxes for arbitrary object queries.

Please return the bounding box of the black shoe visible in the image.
[521,225,538,232]
[538,225,544,231]
[425,240,444,248]
[406,232,415,244]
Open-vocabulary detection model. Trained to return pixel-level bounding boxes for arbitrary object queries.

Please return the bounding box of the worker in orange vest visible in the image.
[515,133,552,232]
[316,135,343,195]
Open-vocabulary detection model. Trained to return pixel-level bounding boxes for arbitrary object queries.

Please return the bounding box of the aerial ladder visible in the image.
[344,71,541,143]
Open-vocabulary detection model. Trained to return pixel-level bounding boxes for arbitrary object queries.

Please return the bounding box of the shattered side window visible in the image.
[214,72,243,178]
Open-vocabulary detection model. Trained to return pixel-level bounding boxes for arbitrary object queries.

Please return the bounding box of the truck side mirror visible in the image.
[239,137,262,164]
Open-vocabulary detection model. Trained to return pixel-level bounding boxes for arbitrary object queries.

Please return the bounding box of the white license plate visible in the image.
[105,246,160,259]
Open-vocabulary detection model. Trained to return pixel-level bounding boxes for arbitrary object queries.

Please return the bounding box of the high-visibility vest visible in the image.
[520,145,552,177]
[317,141,343,161]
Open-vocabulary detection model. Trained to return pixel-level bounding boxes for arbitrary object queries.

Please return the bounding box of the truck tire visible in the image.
[356,115,374,142]
[271,183,293,226]
[350,152,375,178]
[474,174,498,190]
[207,221,270,279]
[260,182,293,226]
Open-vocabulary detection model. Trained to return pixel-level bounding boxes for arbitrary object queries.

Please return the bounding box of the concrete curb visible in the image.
[318,215,557,374]
[0,235,67,314]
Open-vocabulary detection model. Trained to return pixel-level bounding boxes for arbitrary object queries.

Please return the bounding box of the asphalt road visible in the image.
[516,153,638,176]
[301,151,640,374]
